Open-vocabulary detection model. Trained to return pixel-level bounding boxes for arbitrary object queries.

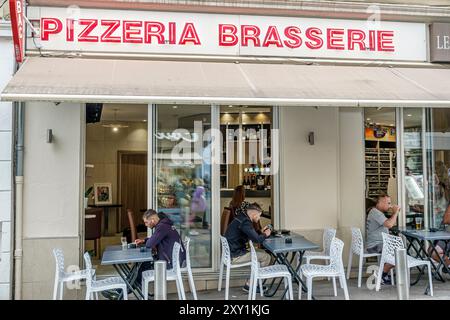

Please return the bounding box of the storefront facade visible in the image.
[2,0,450,299]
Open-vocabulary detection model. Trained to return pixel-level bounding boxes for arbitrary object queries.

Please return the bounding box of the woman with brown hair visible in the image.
[229,185,263,234]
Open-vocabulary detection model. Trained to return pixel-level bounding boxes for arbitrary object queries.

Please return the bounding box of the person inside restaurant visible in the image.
[228,185,263,234]
[224,202,271,292]
[366,193,400,285]
[135,209,186,284]
[429,199,450,272]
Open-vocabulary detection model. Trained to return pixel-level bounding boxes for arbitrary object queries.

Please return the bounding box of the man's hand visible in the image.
[392,205,400,214]
[135,239,145,245]
[263,228,271,237]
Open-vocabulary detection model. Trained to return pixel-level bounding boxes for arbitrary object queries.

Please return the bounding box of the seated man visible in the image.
[429,202,450,272]
[135,209,186,284]
[366,194,400,285]
[224,203,272,292]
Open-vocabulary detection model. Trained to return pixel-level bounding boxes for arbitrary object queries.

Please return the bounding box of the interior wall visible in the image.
[85,121,147,232]
[22,102,82,299]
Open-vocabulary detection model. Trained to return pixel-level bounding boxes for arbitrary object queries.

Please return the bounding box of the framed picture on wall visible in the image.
[94,183,112,205]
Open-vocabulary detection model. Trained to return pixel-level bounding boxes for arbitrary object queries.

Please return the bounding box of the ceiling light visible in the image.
[366,118,371,121]
[143,120,147,122]
[228,105,233,108]
[390,124,394,126]
[102,108,129,130]
[407,114,412,117]
[172,105,178,109]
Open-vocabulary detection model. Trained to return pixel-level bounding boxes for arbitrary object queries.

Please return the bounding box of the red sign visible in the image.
[9,0,25,63]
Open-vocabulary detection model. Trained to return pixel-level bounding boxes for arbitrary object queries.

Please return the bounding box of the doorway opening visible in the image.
[84,103,148,270]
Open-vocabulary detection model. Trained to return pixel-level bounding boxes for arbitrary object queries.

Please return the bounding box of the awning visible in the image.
[2,57,450,107]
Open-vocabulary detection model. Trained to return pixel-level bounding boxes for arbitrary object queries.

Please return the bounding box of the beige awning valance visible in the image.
[2,57,450,107]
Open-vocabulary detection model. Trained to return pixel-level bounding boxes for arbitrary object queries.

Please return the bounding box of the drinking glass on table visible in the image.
[121,237,127,250]
[415,217,423,230]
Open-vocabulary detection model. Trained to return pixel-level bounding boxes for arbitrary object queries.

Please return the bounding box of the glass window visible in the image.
[403,108,425,229]
[154,104,212,268]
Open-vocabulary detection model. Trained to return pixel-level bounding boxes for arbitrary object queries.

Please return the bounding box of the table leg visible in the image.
[113,263,144,300]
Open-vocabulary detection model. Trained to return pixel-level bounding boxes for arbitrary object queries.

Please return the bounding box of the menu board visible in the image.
[365,126,396,142]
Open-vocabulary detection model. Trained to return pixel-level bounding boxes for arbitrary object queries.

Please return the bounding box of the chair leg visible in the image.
[59,281,64,300]
[340,273,350,300]
[259,279,263,297]
[288,276,294,300]
[346,251,353,279]
[218,260,224,292]
[332,277,337,296]
[53,277,59,300]
[375,261,384,292]
[298,273,303,300]
[390,269,395,286]
[225,266,231,300]
[187,268,198,300]
[178,273,186,300]
[248,273,253,300]
[175,279,182,300]
[85,289,90,300]
[143,279,149,300]
[252,276,258,300]
[307,277,313,300]
[358,255,364,288]
[283,277,288,299]
[95,292,99,300]
[427,264,434,296]
[122,287,128,300]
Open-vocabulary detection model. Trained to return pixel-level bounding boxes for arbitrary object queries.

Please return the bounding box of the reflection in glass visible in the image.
[154,105,212,268]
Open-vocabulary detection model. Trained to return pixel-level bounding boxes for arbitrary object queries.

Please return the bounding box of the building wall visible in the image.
[0,22,14,300]
[338,108,365,266]
[279,107,339,246]
[22,102,83,299]
[279,106,365,264]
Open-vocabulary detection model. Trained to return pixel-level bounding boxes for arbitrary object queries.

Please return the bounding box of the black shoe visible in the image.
[243,284,267,293]
[381,275,392,285]
[442,267,449,274]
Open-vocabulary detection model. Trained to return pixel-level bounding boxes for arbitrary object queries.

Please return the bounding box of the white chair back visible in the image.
[350,227,364,255]
[381,233,404,264]
[183,236,192,269]
[323,228,337,255]
[249,241,259,278]
[220,236,231,265]
[53,248,65,276]
[83,252,94,290]
[329,238,345,273]
[172,241,182,273]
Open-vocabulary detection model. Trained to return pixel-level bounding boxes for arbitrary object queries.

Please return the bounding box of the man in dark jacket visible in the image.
[135,209,186,284]
[224,203,271,291]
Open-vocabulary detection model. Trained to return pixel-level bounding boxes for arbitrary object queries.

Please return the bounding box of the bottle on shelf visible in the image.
[256,170,265,190]
[266,176,271,190]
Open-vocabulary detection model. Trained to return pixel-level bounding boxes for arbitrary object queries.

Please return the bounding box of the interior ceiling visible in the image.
[101,104,148,122]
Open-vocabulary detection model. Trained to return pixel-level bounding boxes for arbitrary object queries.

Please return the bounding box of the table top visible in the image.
[399,228,450,241]
[101,245,153,265]
[263,233,319,254]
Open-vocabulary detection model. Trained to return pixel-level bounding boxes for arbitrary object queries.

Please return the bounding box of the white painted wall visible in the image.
[279,106,365,265]
[22,102,83,299]
[279,107,339,246]
[0,22,14,300]
[338,108,365,266]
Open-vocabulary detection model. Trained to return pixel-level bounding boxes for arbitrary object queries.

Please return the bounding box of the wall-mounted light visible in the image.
[46,129,53,143]
[308,131,315,145]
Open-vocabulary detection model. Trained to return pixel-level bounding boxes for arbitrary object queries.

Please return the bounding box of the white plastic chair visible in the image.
[218,236,252,300]
[142,242,186,300]
[301,228,336,264]
[181,237,197,300]
[83,252,128,300]
[52,248,95,300]
[346,227,381,287]
[248,241,293,300]
[299,237,349,300]
[375,233,433,296]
